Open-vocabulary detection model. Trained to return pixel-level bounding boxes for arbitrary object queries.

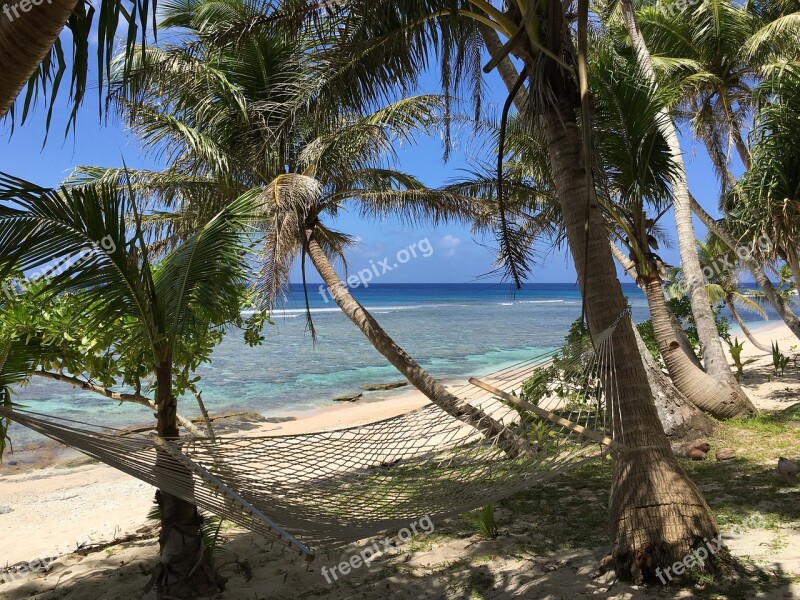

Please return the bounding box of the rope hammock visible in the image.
[1,319,627,562]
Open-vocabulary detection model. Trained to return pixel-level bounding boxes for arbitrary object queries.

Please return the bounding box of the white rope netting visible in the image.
[2,321,625,561]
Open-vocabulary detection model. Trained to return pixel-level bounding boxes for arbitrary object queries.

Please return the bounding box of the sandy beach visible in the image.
[1,320,799,599]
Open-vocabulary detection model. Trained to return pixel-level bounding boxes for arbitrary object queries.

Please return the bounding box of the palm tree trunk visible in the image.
[730,122,751,170]
[481,21,722,578]
[607,243,713,436]
[152,361,220,599]
[724,297,771,353]
[642,276,753,418]
[0,0,78,117]
[618,0,752,404]
[609,241,704,369]
[305,236,531,458]
[540,92,721,582]
[690,195,800,340]
[478,25,531,112]
[666,308,704,369]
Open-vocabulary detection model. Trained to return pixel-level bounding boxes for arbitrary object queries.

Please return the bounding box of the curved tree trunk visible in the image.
[642,277,753,418]
[0,0,78,117]
[666,306,704,369]
[540,91,720,582]
[633,327,714,441]
[609,241,703,369]
[152,362,220,599]
[305,236,531,458]
[619,0,753,407]
[690,195,800,340]
[730,122,751,170]
[724,297,771,353]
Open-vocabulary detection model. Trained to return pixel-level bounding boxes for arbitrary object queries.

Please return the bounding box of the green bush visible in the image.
[636,294,730,364]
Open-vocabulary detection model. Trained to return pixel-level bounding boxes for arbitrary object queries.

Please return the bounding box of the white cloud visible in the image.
[438,234,462,257]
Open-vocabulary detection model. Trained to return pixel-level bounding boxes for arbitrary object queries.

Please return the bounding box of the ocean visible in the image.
[4,282,778,446]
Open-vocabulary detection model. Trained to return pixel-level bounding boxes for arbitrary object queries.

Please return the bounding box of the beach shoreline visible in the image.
[0,318,794,570]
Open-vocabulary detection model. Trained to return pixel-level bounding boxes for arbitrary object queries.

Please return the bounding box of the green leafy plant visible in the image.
[727,338,757,382]
[465,504,499,539]
[635,320,661,363]
[780,403,800,422]
[519,365,557,406]
[772,342,790,376]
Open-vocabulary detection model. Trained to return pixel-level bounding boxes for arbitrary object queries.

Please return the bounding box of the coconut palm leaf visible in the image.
[154,188,260,342]
[0,172,156,341]
[730,291,768,318]
[6,0,157,137]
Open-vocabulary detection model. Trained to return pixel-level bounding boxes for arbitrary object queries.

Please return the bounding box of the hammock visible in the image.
[1,321,625,562]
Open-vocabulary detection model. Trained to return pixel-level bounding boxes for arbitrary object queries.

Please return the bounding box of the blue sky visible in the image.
[0,45,732,285]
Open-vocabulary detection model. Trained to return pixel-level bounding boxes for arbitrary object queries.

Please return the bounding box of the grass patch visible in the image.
[726,413,790,434]
[680,414,800,532]
[496,457,613,554]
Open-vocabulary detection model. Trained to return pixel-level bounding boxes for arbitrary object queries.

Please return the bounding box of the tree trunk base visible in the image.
[610,446,727,584]
[151,491,225,599]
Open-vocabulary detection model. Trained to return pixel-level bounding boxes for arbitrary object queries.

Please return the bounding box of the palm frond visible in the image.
[7,0,158,137]
[154,188,260,340]
[730,291,769,318]
[0,172,155,342]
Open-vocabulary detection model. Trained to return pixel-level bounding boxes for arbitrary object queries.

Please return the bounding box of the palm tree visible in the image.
[69,0,530,456]
[0,0,76,117]
[733,62,800,298]
[614,0,755,415]
[689,195,800,341]
[451,46,744,420]
[614,0,800,343]
[316,0,724,580]
[0,173,261,597]
[588,43,752,418]
[0,0,155,127]
[631,0,756,180]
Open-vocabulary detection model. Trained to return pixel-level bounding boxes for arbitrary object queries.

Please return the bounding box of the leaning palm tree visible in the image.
[68,0,529,456]
[450,48,741,420]
[0,174,262,597]
[588,44,754,418]
[607,0,800,341]
[314,0,725,581]
[612,0,755,415]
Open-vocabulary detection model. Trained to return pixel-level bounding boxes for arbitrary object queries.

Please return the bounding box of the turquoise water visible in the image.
[6,281,774,446]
